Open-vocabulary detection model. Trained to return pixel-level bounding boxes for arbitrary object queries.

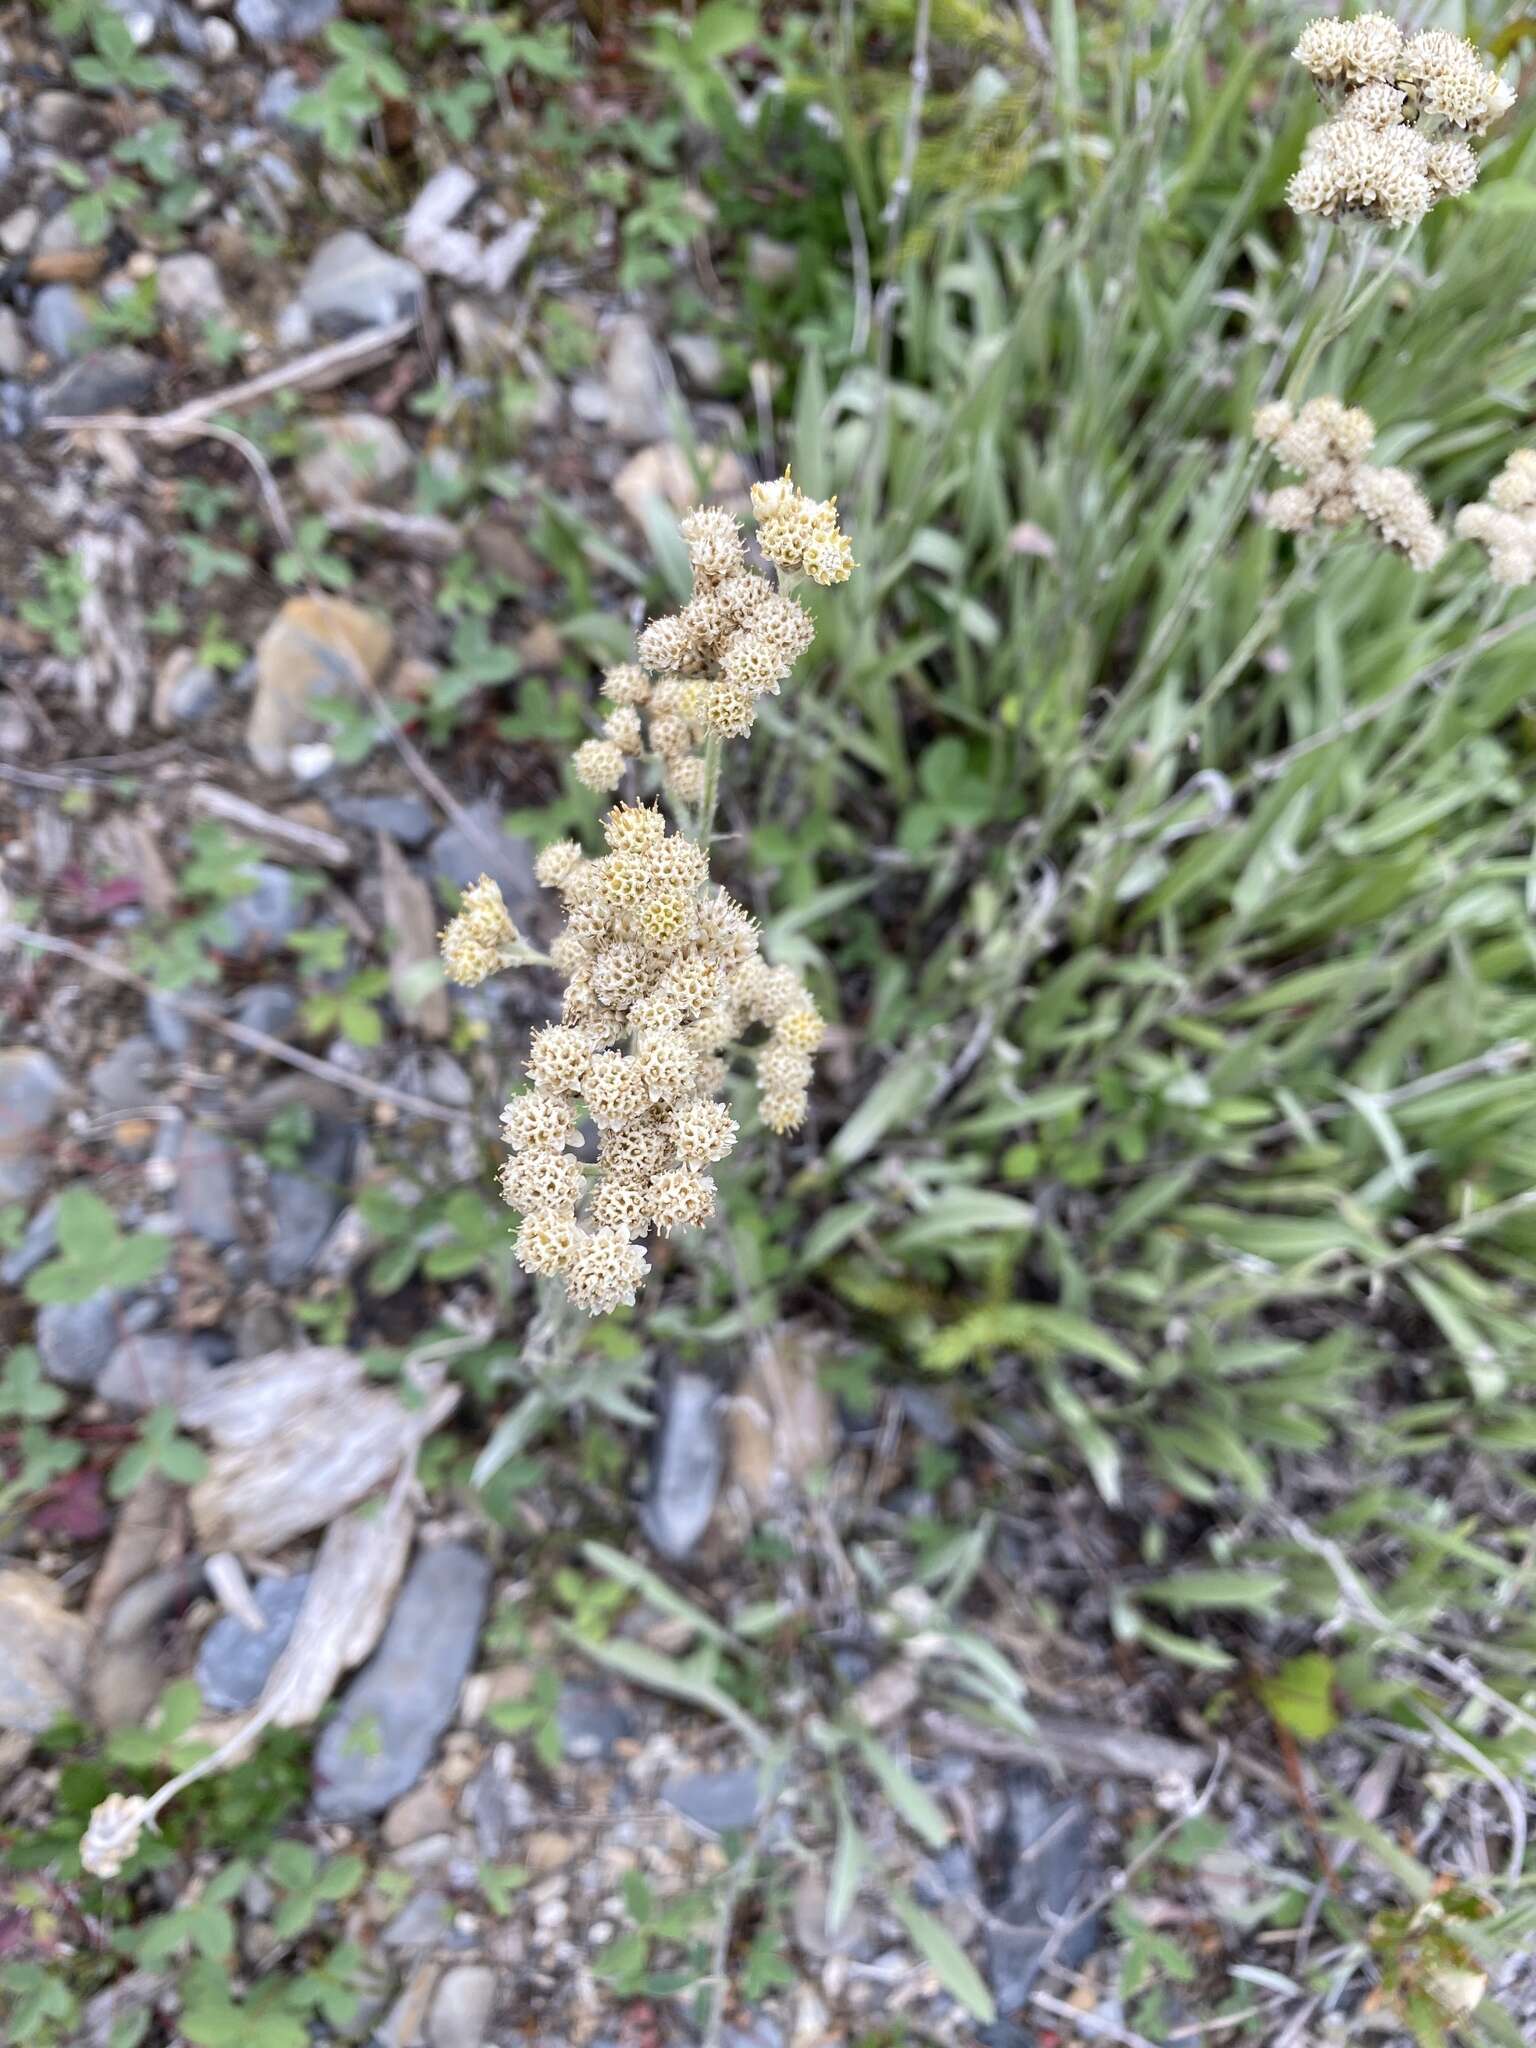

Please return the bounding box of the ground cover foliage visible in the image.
[5,0,1536,2044]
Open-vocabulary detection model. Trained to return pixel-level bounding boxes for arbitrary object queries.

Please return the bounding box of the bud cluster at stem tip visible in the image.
[572,472,854,800]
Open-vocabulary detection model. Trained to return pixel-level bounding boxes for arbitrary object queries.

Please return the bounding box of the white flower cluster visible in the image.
[438,874,524,987]
[1288,14,1514,227]
[1455,450,1536,587]
[491,804,825,1313]
[1253,395,1445,571]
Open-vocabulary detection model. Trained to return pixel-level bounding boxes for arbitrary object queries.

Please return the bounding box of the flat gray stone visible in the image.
[0,307,25,378]
[98,1332,220,1412]
[222,863,303,955]
[982,1770,1098,2016]
[175,1123,241,1248]
[427,1965,496,2048]
[328,790,434,847]
[38,1292,121,1389]
[1,1197,59,1286]
[37,348,158,420]
[0,1048,67,1202]
[557,1684,634,1761]
[32,285,94,364]
[229,984,298,1037]
[156,253,226,328]
[267,1117,354,1288]
[312,1543,490,1820]
[235,0,337,38]
[297,412,410,509]
[89,1035,159,1112]
[297,231,424,339]
[661,1765,764,1836]
[428,799,535,910]
[641,1372,722,1560]
[196,1572,310,1711]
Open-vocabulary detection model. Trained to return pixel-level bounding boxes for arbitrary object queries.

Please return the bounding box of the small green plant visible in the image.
[20,553,88,658]
[70,6,170,93]
[273,514,352,593]
[289,22,408,159]
[128,823,266,992]
[109,1404,208,1500]
[596,1871,717,2000]
[24,1189,171,1307]
[301,966,391,1049]
[264,1841,367,1939]
[487,1666,564,1768]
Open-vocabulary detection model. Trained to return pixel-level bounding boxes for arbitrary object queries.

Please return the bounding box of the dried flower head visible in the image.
[1253,396,1444,572]
[493,807,827,1311]
[1455,451,1536,586]
[81,1794,149,1879]
[439,876,523,988]
[573,738,628,792]
[1288,14,1514,226]
[751,470,857,585]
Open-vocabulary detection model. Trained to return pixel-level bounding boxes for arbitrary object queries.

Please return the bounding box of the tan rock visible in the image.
[0,1567,90,1734]
[611,443,748,532]
[384,1779,456,1848]
[726,1326,838,1510]
[246,596,393,777]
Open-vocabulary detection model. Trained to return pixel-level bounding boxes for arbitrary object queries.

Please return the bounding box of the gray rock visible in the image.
[156,252,227,329]
[29,92,106,149]
[327,790,434,847]
[661,1765,764,1835]
[427,1965,496,2048]
[670,333,729,394]
[0,133,11,185]
[0,1569,89,1734]
[297,412,411,509]
[603,314,673,443]
[429,800,535,913]
[38,348,159,420]
[267,1117,354,1288]
[312,1543,491,1819]
[747,235,798,287]
[104,0,163,47]
[380,1888,451,1952]
[175,1124,241,1248]
[257,65,305,124]
[230,984,298,1037]
[1,380,34,441]
[98,1332,220,1412]
[38,1292,122,1389]
[89,1035,159,1112]
[0,209,39,258]
[981,1771,1098,2016]
[391,1049,472,1110]
[222,863,302,955]
[641,1372,722,1560]
[0,308,26,378]
[556,1684,634,1761]
[196,1571,310,1711]
[235,0,336,36]
[153,651,222,728]
[463,1749,533,1860]
[0,1048,67,1202]
[203,15,239,62]
[722,2017,786,2048]
[1,1197,60,1287]
[297,230,424,339]
[146,990,193,1055]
